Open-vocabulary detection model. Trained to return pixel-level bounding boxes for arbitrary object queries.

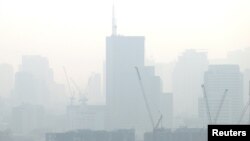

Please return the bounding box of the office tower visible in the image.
[159,93,173,129]
[150,61,175,93]
[0,64,14,97]
[66,104,105,131]
[105,6,170,135]
[11,104,45,134]
[13,56,52,106]
[227,47,250,70]
[173,49,208,127]
[13,55,65,107]
[106,33,147,131]
[86,73,104,104]
[243,69,250,105]
[0,64,14,128]
[20,55,53,82]
[199,65,243,125]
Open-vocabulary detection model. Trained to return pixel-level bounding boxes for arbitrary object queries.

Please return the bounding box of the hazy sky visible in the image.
[0,0,250,85]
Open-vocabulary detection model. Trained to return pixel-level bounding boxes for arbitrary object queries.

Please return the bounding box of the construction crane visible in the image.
[238,100,250,124]
[214,89,228,124]
[201,84,213,124]
[70,78,88,105]
[63,67,75,105]
[202,85,229,124]
[135,66,164,131]
[154,114,163,129]
[238,80,250,124]
[135,66,155,129]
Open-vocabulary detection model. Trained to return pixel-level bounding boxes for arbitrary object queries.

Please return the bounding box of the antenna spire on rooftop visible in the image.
[112,1,117,36]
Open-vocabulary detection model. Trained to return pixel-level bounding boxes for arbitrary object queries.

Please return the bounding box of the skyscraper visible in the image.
[199,65,243,125]
[105,6,170,134]
[0,64,14,98]
[20,55,54,82]
[13,55,65,108]
[173,49,208,127]
[13,56,52,106]
[11,104,45,134]
[106,30,146,130]
[86,73,104,104]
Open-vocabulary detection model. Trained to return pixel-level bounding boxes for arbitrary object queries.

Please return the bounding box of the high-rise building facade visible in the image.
[173,49,208,127]
[0,64,14,98]
[13,55,65,108]
[199,65,243,125]
[86,73,104,104]
[106,35,147,130]
[105,6,171,134]
[13,56,52,106]
[11,104,45,134]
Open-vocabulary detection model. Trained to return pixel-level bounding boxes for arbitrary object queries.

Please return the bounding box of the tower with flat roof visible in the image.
[105,5,171,135]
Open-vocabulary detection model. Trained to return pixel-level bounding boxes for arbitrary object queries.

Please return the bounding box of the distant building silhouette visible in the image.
[173,49,208,127]
[160,93,173,129]
[243,69,250,123]
[11,104,45,134]
[0,64,14,98]
[227,47,250,70]
[199,65,243,125]
[106,34,147,131]
[243,69,250,104]
[86,73,104,104]
[12,55,66,108]
[66,103,105,131]
[0,64,14,130]
[146,61,174,128]
[14,71,38,104]
[146,60,175,93]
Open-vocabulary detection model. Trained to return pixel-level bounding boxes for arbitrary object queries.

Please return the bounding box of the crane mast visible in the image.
[70,78,88,105]
[238,101,249,124]
[154,114,163,129]
[63,67,75,105]
[201,84,213,124]
[202,85,229,124]
[135,66,155,129]
[135,66,165,132]
[238,80,250,124]
[214,89,228,124]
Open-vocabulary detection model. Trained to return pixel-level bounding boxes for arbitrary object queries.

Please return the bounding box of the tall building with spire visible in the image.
[105,5,172,135]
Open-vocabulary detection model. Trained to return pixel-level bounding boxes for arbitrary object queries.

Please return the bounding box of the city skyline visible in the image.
[0,1,250,141]
[1,0,250,86]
